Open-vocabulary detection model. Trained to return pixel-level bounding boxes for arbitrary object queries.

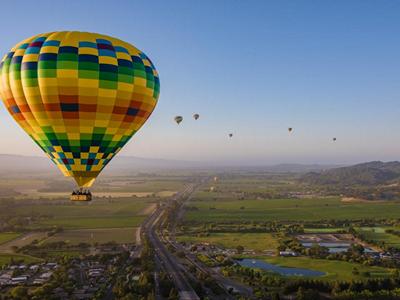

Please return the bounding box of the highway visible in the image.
[142,179,252,299]
[143,184,200,300]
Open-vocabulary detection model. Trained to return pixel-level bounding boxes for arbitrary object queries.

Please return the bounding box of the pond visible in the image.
[236,258,326,277]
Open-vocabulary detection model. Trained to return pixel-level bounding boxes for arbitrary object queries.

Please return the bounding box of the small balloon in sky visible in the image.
[193,113,199,120]
[175,116,183,124]
[288,127,293,133]
[229,133,233,138]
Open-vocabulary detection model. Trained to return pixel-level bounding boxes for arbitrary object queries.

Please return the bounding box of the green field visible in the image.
[43,227,137,244]
[262,257,393,280]
[303,228,343,233]
[185,195,400,222]
[357,227,400,249]
[0,253,42,266]
[0,197,154,230]
[37,215,145,229]
[177,233,279,252]
[0,232,21,245]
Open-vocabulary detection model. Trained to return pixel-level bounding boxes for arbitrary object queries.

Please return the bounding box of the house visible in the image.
[11,276,28,285]
[279,250,298,257]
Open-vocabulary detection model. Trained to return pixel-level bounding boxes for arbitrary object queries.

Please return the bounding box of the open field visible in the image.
[43,227,137,245]
[177,233,279,252]
[37,216,145,229]
[0,174,185,199]
[303,228,343,233]
[357,227,400,249]
[0,232,48,252]
[185,194,400,222]
[14,190,177,199]
[0,253,42,266]
[0,233,21,245]
[0,197,155,230]
[262,257,393,280]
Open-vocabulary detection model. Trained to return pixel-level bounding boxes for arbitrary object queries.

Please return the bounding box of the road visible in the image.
[141,179,252,299]
[164,187,253,298]
[144,184,200,300]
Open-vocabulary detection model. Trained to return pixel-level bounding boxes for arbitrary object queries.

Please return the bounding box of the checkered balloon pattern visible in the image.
[0,31,160,187]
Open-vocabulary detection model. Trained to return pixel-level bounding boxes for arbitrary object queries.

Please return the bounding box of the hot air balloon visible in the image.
[288,127,293,133]
[0,31,160,201]
[229,133,233,138]
[175,116,183,124]
[193,113,199,120]
[333,137,337,141]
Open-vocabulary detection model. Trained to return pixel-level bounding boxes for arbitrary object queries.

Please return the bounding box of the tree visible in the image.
[10,286,28,299]
[271,292,281,300]
[296,287,306,300]
[236,245,244,254]
[168,288,178,300]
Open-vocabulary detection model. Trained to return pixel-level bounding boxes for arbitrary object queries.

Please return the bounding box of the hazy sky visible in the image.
[0,0,400,165]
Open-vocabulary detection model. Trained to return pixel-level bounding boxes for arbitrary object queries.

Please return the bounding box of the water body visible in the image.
[237,258,325,277]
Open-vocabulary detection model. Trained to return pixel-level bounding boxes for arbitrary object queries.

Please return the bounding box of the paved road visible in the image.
[143,179,252,299]
[145,185,200,300]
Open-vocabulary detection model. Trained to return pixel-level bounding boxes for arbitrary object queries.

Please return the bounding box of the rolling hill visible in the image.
[302,161,400,186]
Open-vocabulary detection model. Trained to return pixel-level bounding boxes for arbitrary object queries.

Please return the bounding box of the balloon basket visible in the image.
[70,189,92,202]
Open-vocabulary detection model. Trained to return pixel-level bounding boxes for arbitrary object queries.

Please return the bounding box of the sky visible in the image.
[0,0,400,165]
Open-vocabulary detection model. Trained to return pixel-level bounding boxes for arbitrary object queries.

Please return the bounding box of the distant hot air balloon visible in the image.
[193,113,199,120]
[333,137,337,141]
[229,133,233,138]
[0,31,160,199]
[175,116,183,124]
[288,127,293,133]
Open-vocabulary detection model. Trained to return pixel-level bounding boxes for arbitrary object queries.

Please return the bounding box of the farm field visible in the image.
[37,215,145,229]
[0,253,42,267]
[184,194,400,222]
[177,232,279,252]
[43,227,137,245]
[262,257,393,281]
[0,233,21,245]
[303,228,343,233]
[0,174,186,199]
[357,227,400,249]
[0,197,156,230]
[0,232,48,253]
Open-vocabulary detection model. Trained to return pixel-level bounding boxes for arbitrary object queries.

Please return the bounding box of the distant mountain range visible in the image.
[302,161,400,186]
[0,154,339,174]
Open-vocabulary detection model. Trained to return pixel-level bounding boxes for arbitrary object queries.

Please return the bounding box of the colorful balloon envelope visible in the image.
[0,31,160,188]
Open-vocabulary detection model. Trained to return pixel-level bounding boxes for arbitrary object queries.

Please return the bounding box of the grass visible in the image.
[177,233,279,252]
[0,233,21,245]
[37,215,145,229]
[0,198,153,230]
[262,256,393,280]
[0,232,48,252]
[43,227,137,245]
[185,196,400,222]
[303,228,343,233]
[0,253,42,266]
[357,227,400,249]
